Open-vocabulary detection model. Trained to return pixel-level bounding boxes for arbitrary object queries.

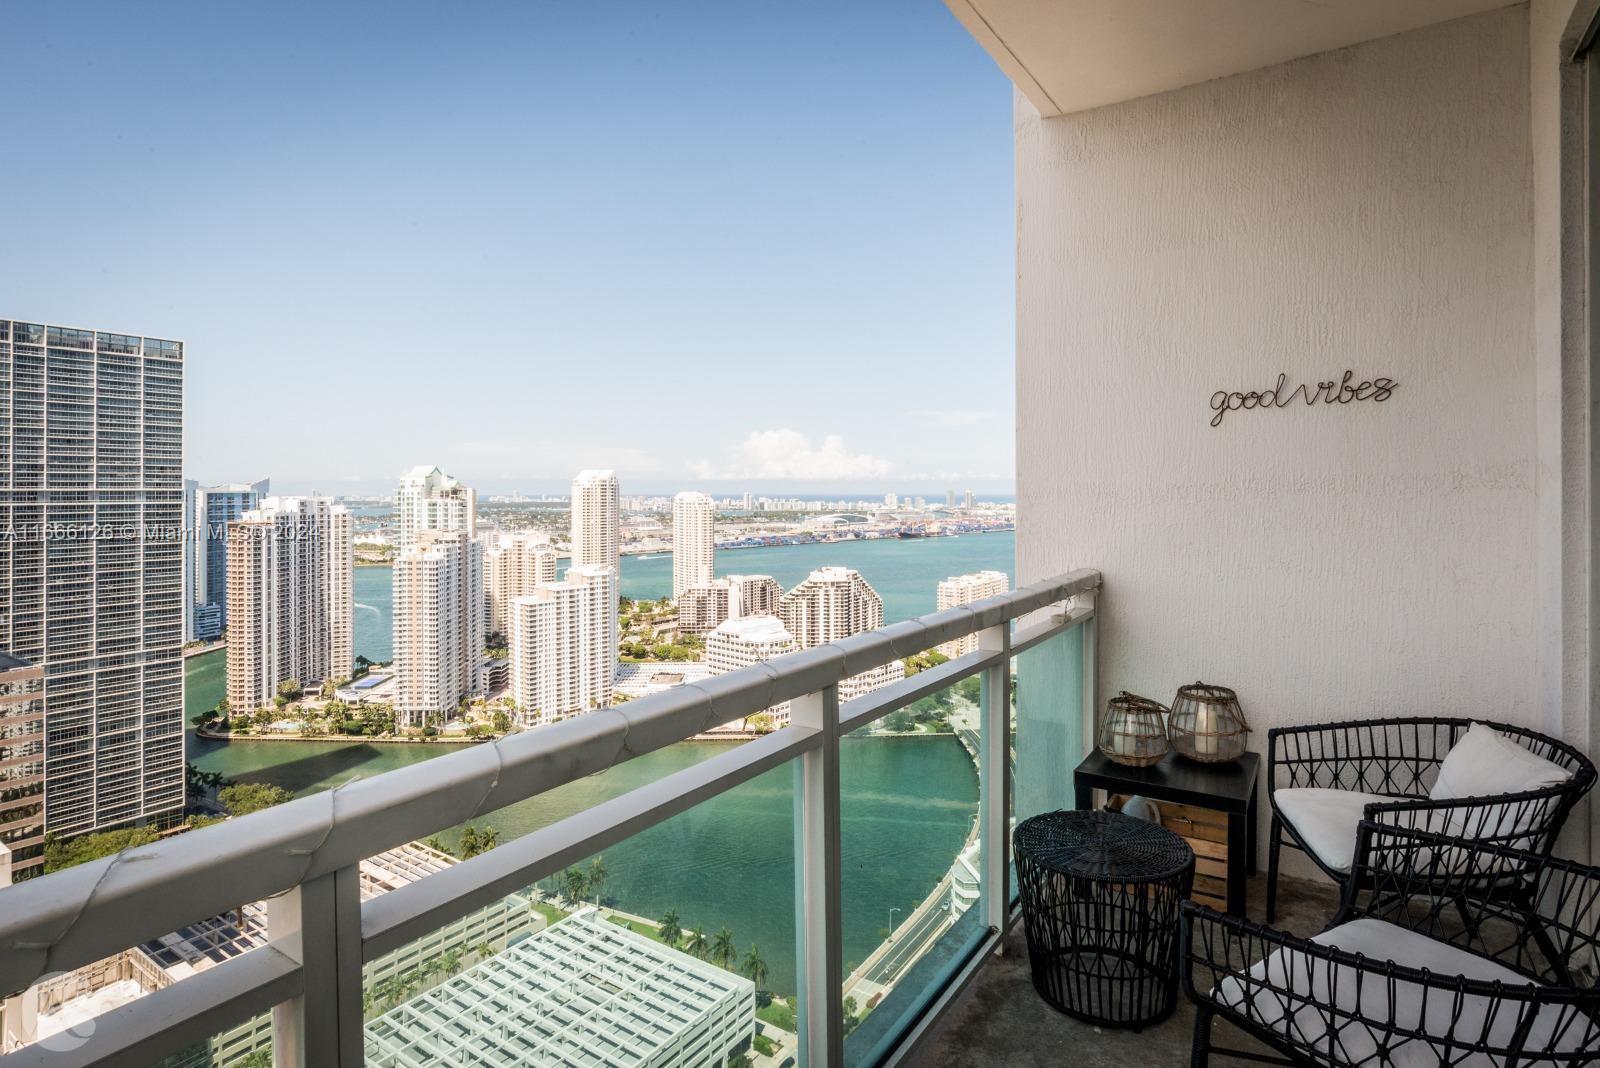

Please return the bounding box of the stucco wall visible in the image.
[1016,8,1546,869]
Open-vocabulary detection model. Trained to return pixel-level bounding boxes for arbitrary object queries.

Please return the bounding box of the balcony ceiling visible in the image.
[945,0,1517,116]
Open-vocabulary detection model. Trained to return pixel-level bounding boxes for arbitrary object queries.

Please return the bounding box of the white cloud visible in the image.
[691,430,893,481]
[906,409,996,427]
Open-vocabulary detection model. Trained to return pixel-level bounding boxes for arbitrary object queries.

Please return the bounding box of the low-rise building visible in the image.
[0,842,536,1063]
[364,909,755,1068]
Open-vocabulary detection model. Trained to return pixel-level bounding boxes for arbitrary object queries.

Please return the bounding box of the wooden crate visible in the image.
[1110,795,1230,911]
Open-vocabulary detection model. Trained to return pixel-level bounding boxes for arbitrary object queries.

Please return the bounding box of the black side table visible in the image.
[1014,809,1195,1029]
[1074,749,1260,916]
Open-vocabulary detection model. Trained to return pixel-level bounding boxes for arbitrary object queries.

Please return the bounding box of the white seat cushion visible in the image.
[1274,788,1404,873]
[1214,918,1588,1066]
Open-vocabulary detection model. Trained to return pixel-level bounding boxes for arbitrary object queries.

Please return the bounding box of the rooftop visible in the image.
[363,910,753,1067]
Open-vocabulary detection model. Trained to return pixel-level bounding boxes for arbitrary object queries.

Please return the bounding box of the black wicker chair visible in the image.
[1266,717,1595,923]
[1185,821,1600,1066]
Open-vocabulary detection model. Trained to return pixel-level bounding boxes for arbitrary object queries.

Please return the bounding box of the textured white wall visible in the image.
[1016,8,1547,867]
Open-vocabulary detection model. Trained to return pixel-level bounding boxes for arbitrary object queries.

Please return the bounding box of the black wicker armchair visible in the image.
[1266,717,1595,923]
[1185,821,1600,1066]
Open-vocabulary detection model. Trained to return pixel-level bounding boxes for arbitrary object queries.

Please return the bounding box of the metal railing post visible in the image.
[978,623,1012,933]
[268,865,363,1067]
[792,685,842,1068]
[1079,591,1098,761]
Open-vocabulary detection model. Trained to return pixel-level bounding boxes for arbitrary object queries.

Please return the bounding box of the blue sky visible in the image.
[3,2,1015,496]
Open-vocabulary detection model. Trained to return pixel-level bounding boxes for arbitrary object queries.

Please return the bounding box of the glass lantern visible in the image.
[1097,691,1170,767]
[1167,682,1249,763]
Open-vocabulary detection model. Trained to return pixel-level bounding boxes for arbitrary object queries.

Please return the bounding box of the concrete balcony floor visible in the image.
[910,873,1340,1067]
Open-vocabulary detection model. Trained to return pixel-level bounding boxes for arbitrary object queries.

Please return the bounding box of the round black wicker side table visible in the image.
[1014,809,1195,1029]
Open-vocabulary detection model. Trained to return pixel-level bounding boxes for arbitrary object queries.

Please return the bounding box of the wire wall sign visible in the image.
[1208,372,1396,427]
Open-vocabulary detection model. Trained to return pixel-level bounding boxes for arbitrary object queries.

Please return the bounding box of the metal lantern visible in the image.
[1098,691,1170,767]
[1167,681,1250,763]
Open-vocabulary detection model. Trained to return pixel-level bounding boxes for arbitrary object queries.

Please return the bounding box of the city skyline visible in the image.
[3,2,1016,492]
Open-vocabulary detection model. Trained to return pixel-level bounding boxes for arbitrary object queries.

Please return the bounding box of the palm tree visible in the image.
[457,826,480,859]
[562,866,588,905]
[658,909,682,947]
[476,824,498,854]
[587,855,607,903]
[742,944,768,991]
[473,941,496,962]
[685,925,708,959]
[711,927,736,970]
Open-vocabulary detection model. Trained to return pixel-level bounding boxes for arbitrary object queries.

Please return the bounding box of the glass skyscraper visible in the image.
[0,320,185,836]
[184,477,269,642]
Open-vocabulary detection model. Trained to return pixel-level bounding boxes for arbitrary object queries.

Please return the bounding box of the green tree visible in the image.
[455,824,497,859]
[711,927,736,970]
[237,1051,273,1068]
[658,909,682,948]
[685,925,708,959]
[277,678,303,701]
[219,782,292,816]
[587,855,607,903]
[43,826,162,873]
[562,866,588,904]
[843,995,862,1037]
[743,944,768,990]
[491,709,511,733]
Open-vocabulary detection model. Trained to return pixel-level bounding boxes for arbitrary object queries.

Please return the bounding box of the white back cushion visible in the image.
[1430,723,1572,841]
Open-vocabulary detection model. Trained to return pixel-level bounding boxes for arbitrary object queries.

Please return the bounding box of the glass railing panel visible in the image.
[361,756,796,1067]
[157,1016,272,1067]
[1012,619,1086,827]
[839,677,985,1066]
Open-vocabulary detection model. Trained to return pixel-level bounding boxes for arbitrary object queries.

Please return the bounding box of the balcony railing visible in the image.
[0,568,1100,1068]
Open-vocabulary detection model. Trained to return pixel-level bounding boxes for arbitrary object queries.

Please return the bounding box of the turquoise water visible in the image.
[185,725,974,992]
[184,531,1011,992]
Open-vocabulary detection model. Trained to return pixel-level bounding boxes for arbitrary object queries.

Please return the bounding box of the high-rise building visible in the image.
[226,496,353,713]
[778,567,905,700]
[705,616,798,726]
[963,489,975,510]
[884,492,898,508]
[510,565,616,725]
[393,530,484,728]
[676,574,782,635]
[671,491,715,599]
[393,468,484,725]
[184,478,269,642]
[0,320,185,836]
[483,531,557,639]
[934,571,1011,657]
[396,466,476,552]
[0,652,45,881]
[570,470,620,576]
